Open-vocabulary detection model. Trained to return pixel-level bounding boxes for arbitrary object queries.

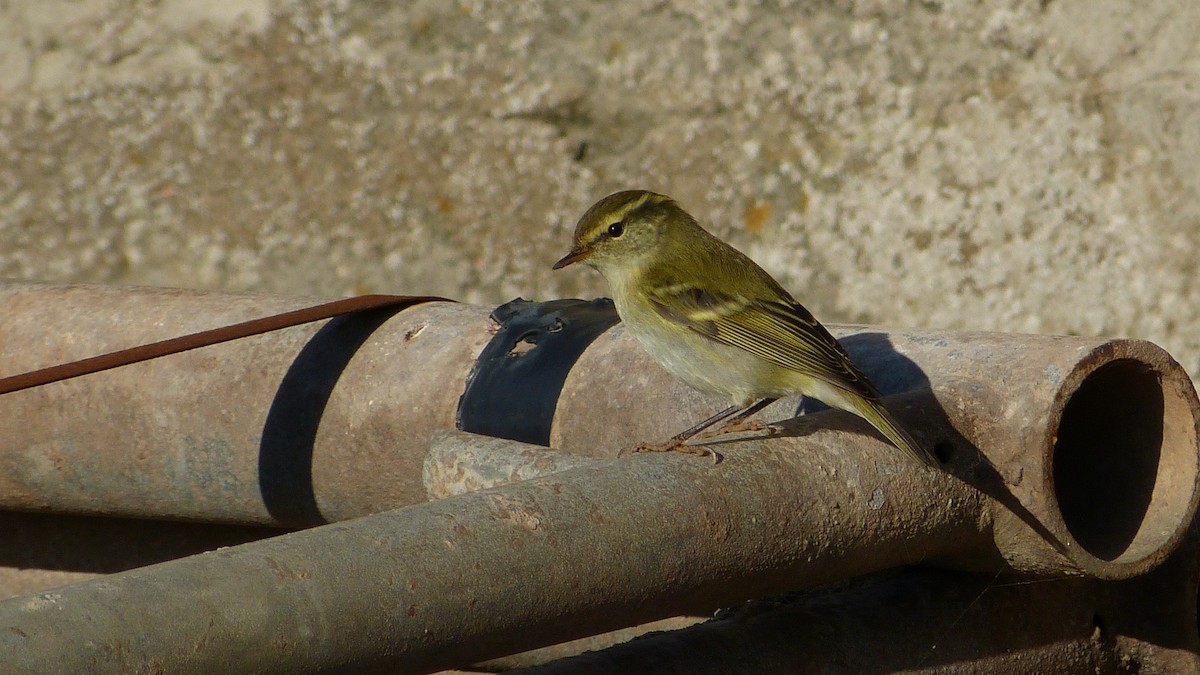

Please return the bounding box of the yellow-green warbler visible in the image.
[553,189,937,468]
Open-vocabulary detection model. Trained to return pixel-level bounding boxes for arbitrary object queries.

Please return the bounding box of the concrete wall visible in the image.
[2,0,1198,379]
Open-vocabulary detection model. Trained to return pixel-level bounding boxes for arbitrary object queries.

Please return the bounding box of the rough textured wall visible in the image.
[1,0,1197,379]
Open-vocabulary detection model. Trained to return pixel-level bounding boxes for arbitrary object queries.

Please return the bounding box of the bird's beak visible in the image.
[552,247,592,270]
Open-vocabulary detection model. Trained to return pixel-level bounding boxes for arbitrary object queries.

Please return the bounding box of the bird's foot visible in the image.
[620,438,723,464]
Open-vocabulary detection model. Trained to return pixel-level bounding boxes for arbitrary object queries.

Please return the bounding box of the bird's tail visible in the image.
[847,395,940,469]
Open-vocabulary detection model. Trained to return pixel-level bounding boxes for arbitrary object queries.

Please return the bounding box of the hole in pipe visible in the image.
[1053,360,1163,561]
[933,440,954,464]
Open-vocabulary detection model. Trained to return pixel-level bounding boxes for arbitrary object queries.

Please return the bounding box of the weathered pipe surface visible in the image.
[556,323,1200,579]
[0,282,1197,580]
[518,570,1114,674]
[422,433,1196,671]
[0,511,286,600]
[424,434,1200,670]
[0,431,987,674]
[513,568,1197,674]
[516,526,1200,674]
[0,281,490,526]
[422,437,702,672]
[423,431,601,499]
[5,418,1200,673]
[474,616,707,672]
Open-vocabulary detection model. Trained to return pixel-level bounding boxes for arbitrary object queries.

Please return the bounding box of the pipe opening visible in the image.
[1052,358,1193,563]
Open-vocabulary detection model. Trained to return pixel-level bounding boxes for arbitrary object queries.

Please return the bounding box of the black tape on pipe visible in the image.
[456,298,620,446]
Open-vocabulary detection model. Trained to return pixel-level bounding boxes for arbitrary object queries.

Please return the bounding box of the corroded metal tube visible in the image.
[0,430,984,673]
[0,282,1197,581]
[0,281,491,526]
[554,325,1200,579]
[423,431,601,499]
[424,431,1200,670]
[513,554,1200,674]
[1,421,1196,673]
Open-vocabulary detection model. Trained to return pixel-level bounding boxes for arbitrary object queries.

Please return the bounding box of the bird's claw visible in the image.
[622,439,723,464]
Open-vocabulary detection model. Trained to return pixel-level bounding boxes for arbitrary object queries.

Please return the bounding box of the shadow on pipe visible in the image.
[513,523,1200,674]
[0,408,1194,673]
[658,329,1197,579]
[0,511,286,599]
[0,282,1194,561]
[259,305,407,526]
[713,332,1072,571]
[692,330,1198,579]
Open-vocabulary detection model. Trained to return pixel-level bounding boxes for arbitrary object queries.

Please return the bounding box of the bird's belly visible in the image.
[622,313,790,407]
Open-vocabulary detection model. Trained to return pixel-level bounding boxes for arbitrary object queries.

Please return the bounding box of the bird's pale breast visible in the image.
[615,288,803,408]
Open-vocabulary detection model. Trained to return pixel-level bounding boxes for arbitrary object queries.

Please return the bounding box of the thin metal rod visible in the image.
[0,294,445,395]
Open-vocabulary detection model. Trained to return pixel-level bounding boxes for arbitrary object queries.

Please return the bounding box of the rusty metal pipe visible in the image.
[0,512,285,600]
[0,282,1197,580]
[513,561,1200,674]
[0,281,492,526]
[514,520,1200,674]
[554,325,1200,579]
[423,431,601,500]
[0,424,1195,673]
[422,435,1200,671]
[0,430,985,673]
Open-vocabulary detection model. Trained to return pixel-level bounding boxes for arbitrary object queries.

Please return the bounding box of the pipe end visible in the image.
[1050,344,1200,577]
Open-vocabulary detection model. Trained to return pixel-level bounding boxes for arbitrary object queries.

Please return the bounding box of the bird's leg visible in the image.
[697,398,778,439]
[627,404,743,462]
[667,404,747,444]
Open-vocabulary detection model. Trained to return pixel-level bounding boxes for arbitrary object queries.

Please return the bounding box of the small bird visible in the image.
[552,189,938,468]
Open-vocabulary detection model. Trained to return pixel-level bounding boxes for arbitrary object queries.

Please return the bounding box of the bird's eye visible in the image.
[608,222,625,238]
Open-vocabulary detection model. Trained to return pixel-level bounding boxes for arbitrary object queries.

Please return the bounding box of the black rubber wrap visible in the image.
[456,297,620,446]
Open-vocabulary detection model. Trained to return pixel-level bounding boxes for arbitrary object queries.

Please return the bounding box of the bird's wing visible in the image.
[646,282,878,399]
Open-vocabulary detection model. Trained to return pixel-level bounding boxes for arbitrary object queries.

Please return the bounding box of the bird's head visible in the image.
[553,190,685,276]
